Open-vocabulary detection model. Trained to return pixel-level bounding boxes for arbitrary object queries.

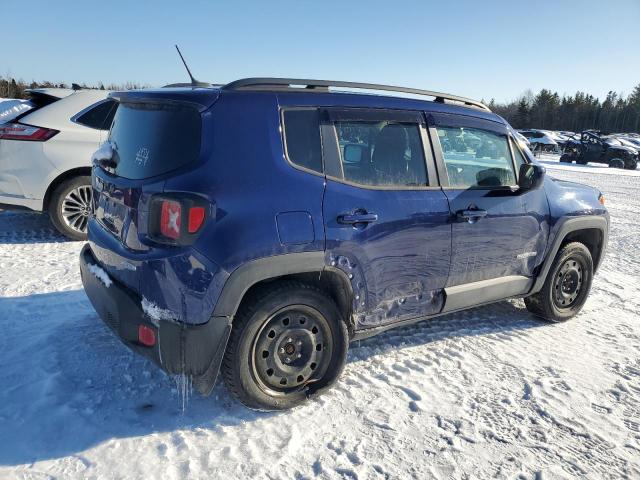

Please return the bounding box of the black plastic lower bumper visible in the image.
[79,243,231,395]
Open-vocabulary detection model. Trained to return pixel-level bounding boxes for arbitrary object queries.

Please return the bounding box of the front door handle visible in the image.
[457,208,488,223]
[338,212,378,225]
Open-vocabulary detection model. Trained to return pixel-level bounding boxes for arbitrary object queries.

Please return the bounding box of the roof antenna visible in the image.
[174,45,209,87]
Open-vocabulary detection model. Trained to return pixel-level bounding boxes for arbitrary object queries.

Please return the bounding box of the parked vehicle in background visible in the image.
[0,88,116,239]
[561,130,638,169]
[80,78,609,411]
[609,134,640,150]
[517,129,559,153]
[513,130,531,148]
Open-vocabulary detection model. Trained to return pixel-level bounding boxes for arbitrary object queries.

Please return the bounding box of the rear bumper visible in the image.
[80,243,231,395]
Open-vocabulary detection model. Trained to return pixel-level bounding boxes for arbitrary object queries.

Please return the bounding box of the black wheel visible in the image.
[609,158,625,169]
[222,282,349,410]
[48,175,92,240]
[560,154,574,163]
[525,242,593,322]
[624,158,637,170]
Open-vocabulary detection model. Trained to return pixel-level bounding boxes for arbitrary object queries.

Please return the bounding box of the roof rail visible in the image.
[222,77,490,112]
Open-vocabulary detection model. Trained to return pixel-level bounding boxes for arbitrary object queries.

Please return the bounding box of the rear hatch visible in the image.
[93,99,204,251]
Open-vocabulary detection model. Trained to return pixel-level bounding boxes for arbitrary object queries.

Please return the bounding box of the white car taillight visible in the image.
[0,122,59,141]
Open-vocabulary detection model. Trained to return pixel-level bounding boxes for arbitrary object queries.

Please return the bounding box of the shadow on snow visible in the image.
[0,289,544,466]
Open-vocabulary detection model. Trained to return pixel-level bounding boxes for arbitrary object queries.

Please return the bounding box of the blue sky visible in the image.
[3,0,639,102]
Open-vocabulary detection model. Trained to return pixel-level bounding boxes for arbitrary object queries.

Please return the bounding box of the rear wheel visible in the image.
[48,175,92,240]
[222,282,349,410]
[525,242,593,322]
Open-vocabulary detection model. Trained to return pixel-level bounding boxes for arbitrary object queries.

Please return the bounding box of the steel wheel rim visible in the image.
[61,185,92,233]
[553,257,584,309]
[251,305,332,396]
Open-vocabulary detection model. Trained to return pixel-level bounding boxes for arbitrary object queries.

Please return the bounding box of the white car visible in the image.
[517,129,559,153]
[0,88,116,239]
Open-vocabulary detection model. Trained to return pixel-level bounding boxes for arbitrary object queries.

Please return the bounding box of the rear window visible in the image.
[109,103,201,179]
[0,99,34,124]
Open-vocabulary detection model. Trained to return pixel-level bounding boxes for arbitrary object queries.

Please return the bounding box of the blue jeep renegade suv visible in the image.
[80,78,609,410]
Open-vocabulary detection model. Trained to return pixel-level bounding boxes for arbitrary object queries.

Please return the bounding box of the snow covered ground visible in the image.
[0,161,639,479]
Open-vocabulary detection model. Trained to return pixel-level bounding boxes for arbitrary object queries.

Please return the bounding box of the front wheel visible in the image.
[609,158,625,169]
[524,242,593,322]
[48,175,92,241]
[221,282,349,410]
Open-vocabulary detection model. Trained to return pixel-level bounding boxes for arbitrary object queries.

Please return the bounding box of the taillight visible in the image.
[0,122,59,141]
[188,207,205,233]
[160,200,182,240]
[149,195,208,245]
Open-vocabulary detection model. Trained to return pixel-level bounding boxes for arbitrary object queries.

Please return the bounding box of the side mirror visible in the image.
[343,144,365,164]
[518,163,545,191]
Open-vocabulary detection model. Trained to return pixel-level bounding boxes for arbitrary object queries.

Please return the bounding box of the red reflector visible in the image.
[160,200,181,240]
[0,122,59,141]
[188,206,205,233]
[138,325,156,347]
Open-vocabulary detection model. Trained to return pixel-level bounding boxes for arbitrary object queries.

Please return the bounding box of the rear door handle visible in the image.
[338,213,378,225]
[457,208,488,222]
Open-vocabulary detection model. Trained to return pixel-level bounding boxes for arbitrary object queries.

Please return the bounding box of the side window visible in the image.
[282,109,323,173]
[511,138,527,170]
[75,100,118,130]
[333,120,427,187]
[437,126,516,188]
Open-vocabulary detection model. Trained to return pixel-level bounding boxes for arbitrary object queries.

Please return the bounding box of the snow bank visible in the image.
[88,263,112,288]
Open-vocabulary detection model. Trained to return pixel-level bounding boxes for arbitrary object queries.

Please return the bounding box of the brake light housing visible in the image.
[0,122,59,141]
[149,195,209,245]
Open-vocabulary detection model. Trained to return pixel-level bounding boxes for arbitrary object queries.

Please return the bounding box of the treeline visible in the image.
[0,76,148,99]
[489,83,640,133]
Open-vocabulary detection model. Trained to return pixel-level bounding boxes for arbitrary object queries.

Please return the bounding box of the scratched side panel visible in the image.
[323,184,451,329]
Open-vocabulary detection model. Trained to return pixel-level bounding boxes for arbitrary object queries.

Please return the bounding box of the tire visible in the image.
[221,281,349,411]
[524,242,593,322]
[609,158,625,169]
[48,175,92,241]
[560,154,574,163]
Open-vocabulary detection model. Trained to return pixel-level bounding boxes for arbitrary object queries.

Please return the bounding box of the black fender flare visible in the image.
[213,251,348,318]
[529,215,608,294]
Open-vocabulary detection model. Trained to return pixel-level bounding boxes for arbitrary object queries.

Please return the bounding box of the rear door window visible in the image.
[334,121,427,187]
[75,100,118,130]
[109,102,201,179]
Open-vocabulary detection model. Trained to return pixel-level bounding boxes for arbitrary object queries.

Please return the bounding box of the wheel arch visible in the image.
[530,216,608,295]
[213,252,356,335]
[43,167,92,211]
